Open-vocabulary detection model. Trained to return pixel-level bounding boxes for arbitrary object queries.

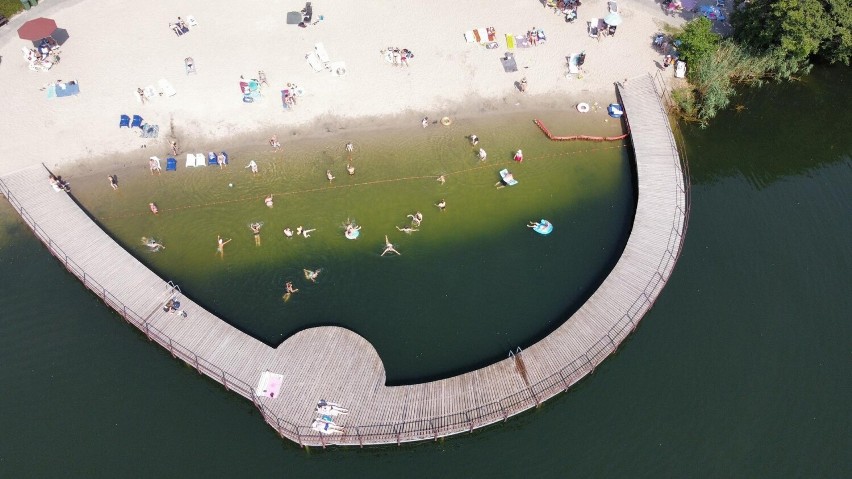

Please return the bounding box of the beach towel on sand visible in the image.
[500,53,518,73]
[505,34,515,50]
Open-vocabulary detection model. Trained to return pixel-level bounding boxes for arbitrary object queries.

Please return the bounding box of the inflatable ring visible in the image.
[577,102,590,113]
[441,116,452,126]
[336,67,347,76]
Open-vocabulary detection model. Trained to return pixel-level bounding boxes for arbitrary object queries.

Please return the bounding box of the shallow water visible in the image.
[68,110,633,383]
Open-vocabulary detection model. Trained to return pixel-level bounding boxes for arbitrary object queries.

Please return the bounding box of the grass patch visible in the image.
[0,0,23,20]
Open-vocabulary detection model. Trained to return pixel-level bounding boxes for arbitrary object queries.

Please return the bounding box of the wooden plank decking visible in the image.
[0,74,687,447]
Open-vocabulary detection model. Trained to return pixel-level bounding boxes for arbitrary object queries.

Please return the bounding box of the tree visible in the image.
[674,17,722,64]
[732,0,851,65]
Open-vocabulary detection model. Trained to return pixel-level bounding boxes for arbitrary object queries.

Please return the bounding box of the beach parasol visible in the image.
[17,17,57,41]
[604,12,623,26]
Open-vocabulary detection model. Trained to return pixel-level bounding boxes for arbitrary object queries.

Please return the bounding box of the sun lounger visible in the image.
[131,115,143,128]
[208,152,218,165]
[185,57,197,75]
[476,28,488,43]
[568,53,581,74]
[187,15,198,27]
[194,153,206,167]
[537,30,547,43]
[515,35,532,48]
[185,154,196,168]
[315,43,331,64]
[166,157,177,171]
[143,85,157,101]
[464,31,476,43]
[306,52,324,72]
[120,115,130,128]
[588,18,599,38]
[500,53,518,73]
[505,34,515,50]
[158,79,176,97]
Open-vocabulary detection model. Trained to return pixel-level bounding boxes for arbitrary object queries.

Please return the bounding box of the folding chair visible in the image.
[131,115,143,128]
[119,115,130,128]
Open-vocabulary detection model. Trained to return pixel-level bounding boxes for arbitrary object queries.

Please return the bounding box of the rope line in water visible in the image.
[533,119,630,141]
[97,144,627,220]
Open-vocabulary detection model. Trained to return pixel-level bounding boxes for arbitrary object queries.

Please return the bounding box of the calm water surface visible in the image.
[0,68,849,477]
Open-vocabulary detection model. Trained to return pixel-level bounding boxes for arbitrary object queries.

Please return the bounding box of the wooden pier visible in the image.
[0,74,688,447]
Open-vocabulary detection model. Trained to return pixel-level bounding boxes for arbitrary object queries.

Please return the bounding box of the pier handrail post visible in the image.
[355,426,363,448]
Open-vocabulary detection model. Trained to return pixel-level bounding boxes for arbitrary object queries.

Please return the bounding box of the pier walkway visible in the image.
[0,74,688,447]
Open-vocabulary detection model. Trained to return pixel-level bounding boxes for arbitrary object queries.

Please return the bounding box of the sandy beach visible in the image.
[0,0,685,176]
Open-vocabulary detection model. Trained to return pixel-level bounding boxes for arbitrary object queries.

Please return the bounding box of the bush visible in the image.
[674,17,721,63]
[0,0,22,19]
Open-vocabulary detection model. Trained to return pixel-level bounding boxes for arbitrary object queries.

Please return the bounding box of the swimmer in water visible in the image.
[303,268,321,283]
[141,237,165,251]
[435,199,446,211]
[283,227,293,238]
[347,163,355,175]
[326,169,335,182]
[282,281,299,301]
[296,226,316,238]
[108,175,118,190]
[470,134,479,146]
[396,226,418,234]
[149,203,159,215]
[345,224,361,237]
[217,235,232,257]
[407,212,423,227]
[437,175,445,185]
[345,142,354,153]
[250,222,262,246]
[421,117,429,128]
[246,160,258,174]
[381,235,401,256]
[264,195,274,208]
[478,148,487,161]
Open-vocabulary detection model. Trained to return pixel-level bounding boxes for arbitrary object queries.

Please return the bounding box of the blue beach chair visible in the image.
[208,152,218,165]
[131,115,143,128]
[166,157,177,171]
[119,114,130,128]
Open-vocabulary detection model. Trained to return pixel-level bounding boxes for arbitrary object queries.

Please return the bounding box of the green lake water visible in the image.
[68,111,633,383]
[0,67,849,477]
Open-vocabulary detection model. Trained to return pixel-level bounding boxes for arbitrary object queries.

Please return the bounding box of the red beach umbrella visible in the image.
[17,17,58,41]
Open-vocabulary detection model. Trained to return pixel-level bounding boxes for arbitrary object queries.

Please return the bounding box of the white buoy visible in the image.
[229,183,233,187]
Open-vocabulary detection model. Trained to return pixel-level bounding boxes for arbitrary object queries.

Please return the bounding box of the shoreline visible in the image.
[0,0,684,176]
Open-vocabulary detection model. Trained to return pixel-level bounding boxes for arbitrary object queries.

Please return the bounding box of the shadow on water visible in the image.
[59,109,635,384]
[682,66,852,188]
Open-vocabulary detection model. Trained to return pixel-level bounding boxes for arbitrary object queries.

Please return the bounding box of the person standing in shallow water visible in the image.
[108,175,118,190]
[217,235,231,258]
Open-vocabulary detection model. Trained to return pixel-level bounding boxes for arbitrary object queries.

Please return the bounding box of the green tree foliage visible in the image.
[672,41,806,127]
[732,0,852,65]
[674,17,722,63]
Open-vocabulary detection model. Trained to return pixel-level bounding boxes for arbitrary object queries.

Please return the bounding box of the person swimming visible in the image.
[303,268,321,283]
[149,202,159,214]
[396,226,418,234]
[282,281,299,302]
[283,227,294,238]
[264,194,274,208]
[435,199,446,211]
[141,236,165,252]
[470,134,479,146]
[436,175,446,184]
[326,169,335,182]
[345,142,354,153]
[347,163,355,175]
[381,235,401,256]
[246,160,258,174]
[478,148,487,161]
[407,211,423,227]
[345,223,361,239]
[514,149,524,162]
[295,226,316,238]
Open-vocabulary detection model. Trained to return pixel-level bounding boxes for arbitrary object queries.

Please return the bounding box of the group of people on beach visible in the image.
[382,47,414,66]
[48,174,70,192]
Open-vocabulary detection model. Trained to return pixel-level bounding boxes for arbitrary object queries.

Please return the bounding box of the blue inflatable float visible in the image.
[530,219,553,235]
[607,103,624,118]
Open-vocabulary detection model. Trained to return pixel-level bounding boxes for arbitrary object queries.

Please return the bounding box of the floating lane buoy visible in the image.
[441,116,452,126]
[577,102,590,113]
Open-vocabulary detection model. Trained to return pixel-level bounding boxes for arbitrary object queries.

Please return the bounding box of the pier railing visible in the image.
[0,77,690,446]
